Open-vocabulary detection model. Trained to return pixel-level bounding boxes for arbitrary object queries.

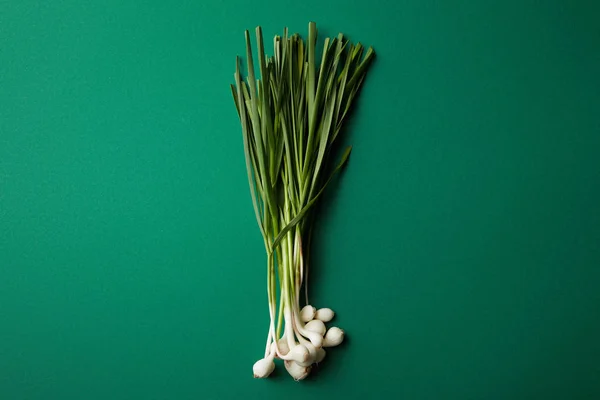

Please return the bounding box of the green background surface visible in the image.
[1,1,599,399]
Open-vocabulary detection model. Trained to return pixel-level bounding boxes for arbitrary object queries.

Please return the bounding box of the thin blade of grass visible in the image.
[346,46,375,91]
[235,58,265,238]
[271,146,352,250]
[246,30,278,220]
[306,22,317,129]
[308,88,337,198]
[231,84,240,117]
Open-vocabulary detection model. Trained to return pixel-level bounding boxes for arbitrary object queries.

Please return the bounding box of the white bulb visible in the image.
[305,319,326,336]
[289,344,310,363]
[284,360,311,381]
[315,348,326,363]
[252,356,275,378]
[304,330,323,348]
[300,305,316,322]
[315,308,335,322]
[279,339,290,355]
[323,327,344,347]
[296,342,317,367]
[271,339,290,358]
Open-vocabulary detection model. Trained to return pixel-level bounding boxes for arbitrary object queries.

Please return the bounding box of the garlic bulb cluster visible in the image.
[233,22,375,382]
[253,305,344,380]
[233,21,375,383]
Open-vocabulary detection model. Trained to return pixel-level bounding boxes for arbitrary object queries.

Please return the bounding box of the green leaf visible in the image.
[271,146,352,251]
[230,84,240,116]
[308,87,337,198]
[231,22,374,282]
[234,58,265,238]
